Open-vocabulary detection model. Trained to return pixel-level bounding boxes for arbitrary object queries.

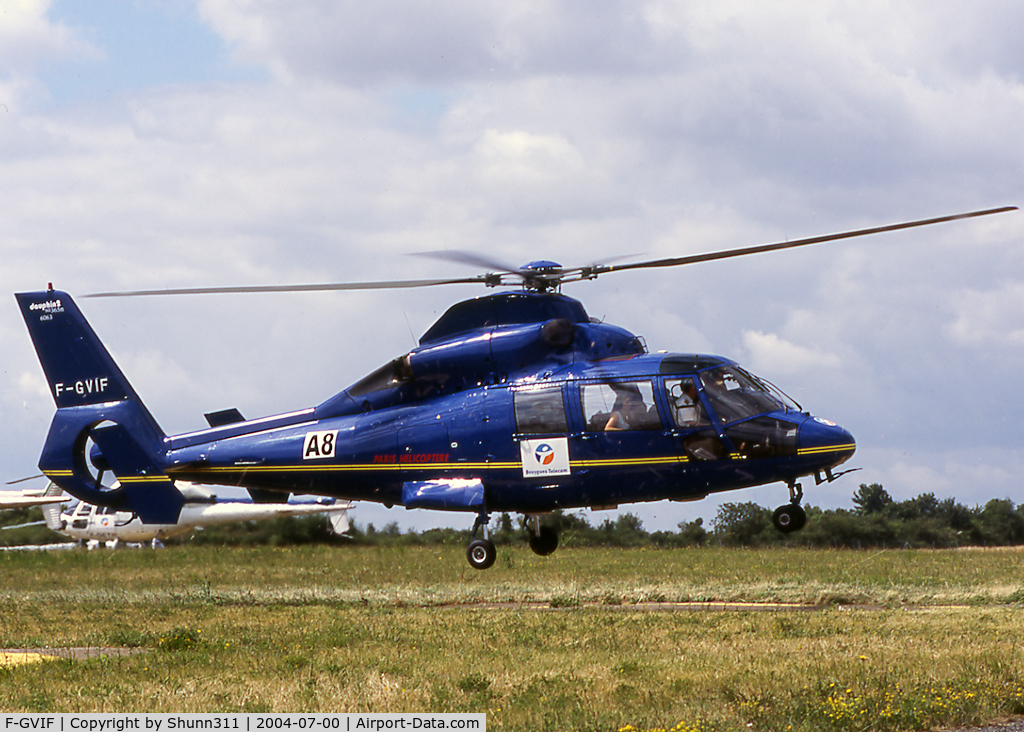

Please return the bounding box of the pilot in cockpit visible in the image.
[669,378,703,428]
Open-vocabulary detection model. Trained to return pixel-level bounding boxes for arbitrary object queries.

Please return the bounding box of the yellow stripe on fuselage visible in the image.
[797,443,856,456]
[574,456,686,468]
[172,455,690,477]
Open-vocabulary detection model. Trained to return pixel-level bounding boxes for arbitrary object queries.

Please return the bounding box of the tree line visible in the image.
[337,483,1024,550]
[2,483,1023,549]
[705,483,1024,549]
[193,483,1024,549]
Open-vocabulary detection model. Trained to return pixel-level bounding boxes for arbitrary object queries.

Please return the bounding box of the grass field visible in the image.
[2,544,1024,731]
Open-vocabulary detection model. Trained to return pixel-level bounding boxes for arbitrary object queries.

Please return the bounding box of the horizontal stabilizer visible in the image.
[204,408,246,428]
[248,488,290,503]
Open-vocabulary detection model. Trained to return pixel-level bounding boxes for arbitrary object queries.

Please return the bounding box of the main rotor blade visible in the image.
[595,206,1018,276]
[85,276,490,298]
[83,206,1016,298]
[412,250,522,275]
[413,250,642,275]
[5,475,46,486]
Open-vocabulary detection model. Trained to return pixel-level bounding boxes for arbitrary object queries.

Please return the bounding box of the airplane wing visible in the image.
[177,498,354,532]
[0,492,67,510]
[0,520,48,530]
[0,543,78,552]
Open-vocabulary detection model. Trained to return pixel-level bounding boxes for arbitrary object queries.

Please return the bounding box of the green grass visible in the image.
[3,543,1022,606]
[1,544,1024,731]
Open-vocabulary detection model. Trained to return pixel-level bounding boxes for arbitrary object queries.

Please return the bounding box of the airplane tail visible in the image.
[328,505,351,535]
[16,290,184,524]
[40,484,64,533]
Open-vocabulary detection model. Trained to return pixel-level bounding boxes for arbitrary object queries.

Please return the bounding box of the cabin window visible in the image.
[664,378,710,428]
[581,381,661,431]
[514,386,568,434]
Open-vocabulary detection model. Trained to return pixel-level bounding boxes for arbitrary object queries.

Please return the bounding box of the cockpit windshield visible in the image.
[348,355,414,397]
[699,365,797,424]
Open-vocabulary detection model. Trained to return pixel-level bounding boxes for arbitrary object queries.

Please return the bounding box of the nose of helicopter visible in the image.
[797,416,856,472]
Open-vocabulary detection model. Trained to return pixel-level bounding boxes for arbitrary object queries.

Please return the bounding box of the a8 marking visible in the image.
[303,430,338,460]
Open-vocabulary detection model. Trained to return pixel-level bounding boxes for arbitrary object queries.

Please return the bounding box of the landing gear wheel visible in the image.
[466,539,497,570]
[528,525,559,556]
[772,503,807,533]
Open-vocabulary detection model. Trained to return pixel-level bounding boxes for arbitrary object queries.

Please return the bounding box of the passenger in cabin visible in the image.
[605,387,650,431]
[583,381,661,431]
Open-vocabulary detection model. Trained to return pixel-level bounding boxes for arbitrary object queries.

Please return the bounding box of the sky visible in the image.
[1,0,1023,534]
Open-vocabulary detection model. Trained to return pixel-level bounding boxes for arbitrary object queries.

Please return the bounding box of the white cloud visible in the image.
[0,0,96,67]
[856,445,1022,506]
[0,0,99,109]
[15,370,50,403]
[944,282,1024,349]
[198,0,664,84]
[467,128,620,224]
[740,330,842,375]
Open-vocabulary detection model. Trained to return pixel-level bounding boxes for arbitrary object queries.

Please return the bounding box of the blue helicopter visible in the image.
[16,206,1015,569]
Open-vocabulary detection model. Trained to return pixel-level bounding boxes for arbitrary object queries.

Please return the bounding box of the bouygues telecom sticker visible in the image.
[520,438,571,478]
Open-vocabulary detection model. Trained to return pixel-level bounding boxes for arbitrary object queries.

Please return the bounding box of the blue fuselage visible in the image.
[162,299,855,514]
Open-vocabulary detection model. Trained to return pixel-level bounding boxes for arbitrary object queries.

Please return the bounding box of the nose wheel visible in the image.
[772,503,806,533]
[772,481,807,534]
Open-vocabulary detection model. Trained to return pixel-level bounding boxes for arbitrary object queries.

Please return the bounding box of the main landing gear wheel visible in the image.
[528,525,559,556]
[466,539,497,570]
[772,503,807,533]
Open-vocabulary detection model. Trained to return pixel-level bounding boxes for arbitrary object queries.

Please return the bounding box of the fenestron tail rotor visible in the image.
[85,206,1016,298]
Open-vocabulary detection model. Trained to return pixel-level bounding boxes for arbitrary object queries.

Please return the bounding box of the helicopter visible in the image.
[15,206,1016,569]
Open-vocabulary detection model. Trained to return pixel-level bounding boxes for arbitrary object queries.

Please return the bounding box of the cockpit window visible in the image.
[581,381,661,431]
[699,366,787,424]
[664,378,710,428]
[348,355,413,397]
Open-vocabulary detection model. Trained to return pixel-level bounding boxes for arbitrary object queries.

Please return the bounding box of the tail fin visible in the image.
[40,483,64,532]
[16,290,184,524]
[328,504,352,535]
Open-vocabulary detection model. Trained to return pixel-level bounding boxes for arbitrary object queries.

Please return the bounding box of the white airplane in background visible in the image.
[37,482,352,548]
[0,487,67,510]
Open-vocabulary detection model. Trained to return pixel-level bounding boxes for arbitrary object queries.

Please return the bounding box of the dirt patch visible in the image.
[0,646,149,663]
